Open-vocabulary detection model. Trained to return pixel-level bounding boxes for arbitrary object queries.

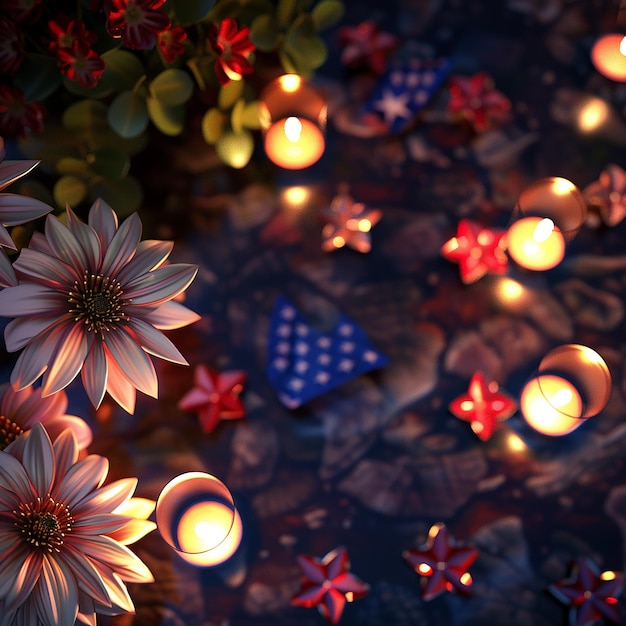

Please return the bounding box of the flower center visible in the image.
[125,3,144,26]
[68,271,129,336]
[14,496,73,553]
[0,414,24,450]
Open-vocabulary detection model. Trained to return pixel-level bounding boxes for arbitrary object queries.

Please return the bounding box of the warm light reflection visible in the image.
[177,501,234,554]
[417,563,433,575]
[279,74,301,92]
[551,177,576,196]
[284,116,302,142]
[345,592,355,602]
[498,278,524,303]
[601,570,618,581]
[358,218,372,232]
[591,34,626,81]
[532,218,555,243]
[520,375,584,436]
[506,432,527,452]
[507,216,565,271]
[283,186,309,206]
[577,98,609,132]
[333,235,346,248]
[460,572,473,586]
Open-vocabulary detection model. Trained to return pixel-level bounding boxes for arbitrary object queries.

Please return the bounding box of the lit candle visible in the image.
[506,216,565,271]
[260,74,327,170]
[591,34,626,82]
[176,504,243,567]
[264,116,325,169]
[520,374,584,436]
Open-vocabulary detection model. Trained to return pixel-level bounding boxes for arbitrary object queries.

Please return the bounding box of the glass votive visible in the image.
[506,177,587,271]
[591,34,626,82]
[156,472,236,556]
[520,344,611,436]
[259,74,326,169]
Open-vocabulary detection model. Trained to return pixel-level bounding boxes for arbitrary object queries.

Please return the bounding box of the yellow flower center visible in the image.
[0,414,24,450]
[68,271,129,336]
[14,496,73,553]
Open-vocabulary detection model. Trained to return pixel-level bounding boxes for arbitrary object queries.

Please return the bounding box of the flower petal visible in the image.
[81,340,108,410]
[123,263,198,305]
[143,300,201,330]
[59,547,111,607]
[0,193,53,225]
[87,199,118,247]
[4,315,65,352]
[52,429,79,478]
[65,206,101,271]
[43,415,93,451]
[21,422,54,495]
[107,518,156,546]
[0,160,39,190]
[13,247,78,287]
[0,248,17,287]
[3,549,43,612]
[34,554,79,626]
[104,356,136,414]
[0,283,66,319]
[72,477,137,518]
[100,212,141,277]
[115,240,173,285]
[55,454,109,509]
[45,213,89,271]
[128,317,188,365]
[72,513,133,535]
[103,330,158,399]
[41,323,89,396]
[0,450,36,497]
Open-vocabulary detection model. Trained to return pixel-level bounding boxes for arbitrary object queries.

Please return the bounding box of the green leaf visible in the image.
[107,91,149,139]
[13,54,61,101]
[206,0,241,22]
[62,100,110,135]
[16,181,55,210]
[201,108,226,144]
[250,14,280,51]
[218,79,245,110]
[54,176,87,209]
[216,129,254,169]
[55,157,92,178]
[98,49,146,95]
[231,99,262,133]
[169,0,217,24]
[277,0,297,27]
[89,176,143,216]
[236,0,275,23]
[87,148,130,179]
[278,47,299,74]
[146,97,185,136]
[285,17,328,70]
[311,0,345,30]
[149,68,194,106]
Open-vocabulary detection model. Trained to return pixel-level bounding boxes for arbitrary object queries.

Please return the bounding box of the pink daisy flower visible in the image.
[0,423,153,625]
[0,137,53,287]
[0,382,92,451]
[106,0,171,50]
[0,198,200,414]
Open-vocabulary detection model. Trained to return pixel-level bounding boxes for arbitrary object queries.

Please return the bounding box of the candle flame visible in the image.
[551,387,573,408]
[284,117,302,142]
[280,74,301,92]
[532,218,555,243]
[620,36,626,56]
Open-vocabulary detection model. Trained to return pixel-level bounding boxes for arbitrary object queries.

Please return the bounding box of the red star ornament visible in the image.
[441,219,508,284]
[292,546,370,624]
[449,371,517,441]
[550,558,623,626]
[404,523,478,601]
[177,365,246,434]
[321,192,382,253]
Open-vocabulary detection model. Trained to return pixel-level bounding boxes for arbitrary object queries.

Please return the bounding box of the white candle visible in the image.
[507,216,565,271]
[521,374,584,436]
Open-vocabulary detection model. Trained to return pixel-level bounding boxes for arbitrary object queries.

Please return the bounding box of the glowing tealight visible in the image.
[283,186,309,206]
[520,375,584,436]
[264,117,325,169]
[591,34,626,82]
[506,216,565,271]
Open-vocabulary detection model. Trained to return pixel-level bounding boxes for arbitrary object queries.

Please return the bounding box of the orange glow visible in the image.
[591,34,626,82]
[283,186,309,206]
[506,432,527,452]
[507,216,565,271]
[264,117,325,169]
[358,218,372,232]
[417,563,433,576]
[460,572,473,586]
[332,235,346,248]
[601,570,617,581]
[345,592,354,602]
[176,501,235,554]
[577,98,609,132]
[279,74,302,92]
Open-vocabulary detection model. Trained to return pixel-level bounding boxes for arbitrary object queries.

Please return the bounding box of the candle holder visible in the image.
[259,74,327,170]
[156,472,239,560]
[591,34,626,82]
[520,344,611,436]
[506,177,587,271]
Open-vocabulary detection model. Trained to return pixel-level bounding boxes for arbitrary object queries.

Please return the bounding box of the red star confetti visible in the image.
[449,371,517,441]
[404,523,478,601]
[550,558,623,626]
[448,72,511,133]
[338,20,398,74]
[292,546,370,624]
[178,365,246,434]
[321,192,382,253]
[440,219,508,284]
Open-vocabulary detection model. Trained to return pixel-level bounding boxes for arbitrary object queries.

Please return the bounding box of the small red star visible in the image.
[550,558,623,626]
[291,546,370,624]
[441,219,508,284]
[449,371,517,441]
[404,524,478,601]
[177,365,246,434]
[321,192,382,253]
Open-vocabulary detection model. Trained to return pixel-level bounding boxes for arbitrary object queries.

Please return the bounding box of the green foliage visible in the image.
[89,176,143,216]
[215,129,254,169]
[149,69,194,106]
[311,0,345,30]
[53,176,88,209]
[169,0,217,24]
[107,91,149,139]
[14,54,61,101]
[146,98,186,136]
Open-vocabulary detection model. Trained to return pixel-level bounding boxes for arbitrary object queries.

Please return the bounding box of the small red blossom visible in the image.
[449,371,518,441]
[56,40,106,88]
[448,72,511,132]
[0,85,45,138]
[106,0,170,50]
[292,547,370,624]
[0,0,41,23]
[48,16,97,54]
[339,20,399,74]
[157,25,187,63]
[0,18,23,74]
[208,18,255,86]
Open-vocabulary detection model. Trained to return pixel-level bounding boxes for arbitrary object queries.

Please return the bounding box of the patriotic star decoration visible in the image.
[549,558,624,626]
[291,547,370,625]
[267,297,389,409]
[440,219,508,284]
[321,192,382,253]
[363,58,450,133]
[448,72,511,133]
[338,20,399,74]
[449,371,518,441]
[177,365,247,433]
[403,523,478,601]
